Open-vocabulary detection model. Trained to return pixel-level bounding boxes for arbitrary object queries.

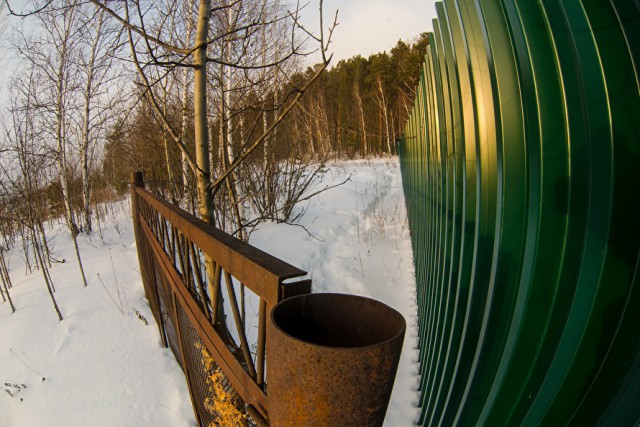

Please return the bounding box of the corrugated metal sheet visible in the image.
[399,1,640,425]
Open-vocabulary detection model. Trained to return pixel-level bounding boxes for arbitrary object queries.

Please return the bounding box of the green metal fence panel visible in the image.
[399,1,640,425]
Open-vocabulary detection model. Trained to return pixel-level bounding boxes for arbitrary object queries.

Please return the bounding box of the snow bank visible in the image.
[1,158,419,426]
[251,158,421,425]
[0,202,195,427]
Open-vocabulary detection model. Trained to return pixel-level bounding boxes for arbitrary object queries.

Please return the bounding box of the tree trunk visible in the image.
[194,0,232,341]
[31,227,63,321]
[180,65,191,199]
[194,0,213,224]
[80,9,106,235]
[262,107,272,215]
[376,75,391,154]
[0,249,15,313]
[354,83,367,157]
[162,97,177,202]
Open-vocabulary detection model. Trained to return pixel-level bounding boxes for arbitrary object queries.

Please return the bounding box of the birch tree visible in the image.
[1,72,64,321]
[5,0,336,348]
[0,245,15,313]
[75,3,126,234]
[76,0,333,218]
[12,0,90,287]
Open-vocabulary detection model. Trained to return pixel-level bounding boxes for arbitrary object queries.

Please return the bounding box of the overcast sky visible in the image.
[0,1,438,106]
[1,0,438,70]
[302,0,437,62]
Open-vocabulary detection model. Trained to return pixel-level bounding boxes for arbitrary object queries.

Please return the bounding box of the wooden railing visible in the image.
[130,172,311,426]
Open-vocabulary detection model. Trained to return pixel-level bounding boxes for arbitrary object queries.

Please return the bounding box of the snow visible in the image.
[1,158,420,426]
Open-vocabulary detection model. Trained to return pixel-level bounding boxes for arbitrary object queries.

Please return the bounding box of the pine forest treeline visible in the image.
[295,34,429,157]
[105,33,429,204]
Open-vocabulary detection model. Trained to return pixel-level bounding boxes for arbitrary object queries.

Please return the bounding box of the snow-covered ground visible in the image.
[1,158,420,426]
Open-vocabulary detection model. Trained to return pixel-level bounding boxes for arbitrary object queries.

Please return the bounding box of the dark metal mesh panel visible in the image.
[152,261,182,363]
[140,240,161,324]
[176,300,257,427]
[176,300,217,426]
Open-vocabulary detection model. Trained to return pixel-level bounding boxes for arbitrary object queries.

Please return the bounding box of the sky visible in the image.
[301,0,438,62]
[0,1,439,107]
[0,0,439,63]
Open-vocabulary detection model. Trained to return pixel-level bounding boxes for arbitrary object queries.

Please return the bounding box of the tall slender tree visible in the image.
[1,72,64,321]
[17,0,89,287]
[75,3,126,234]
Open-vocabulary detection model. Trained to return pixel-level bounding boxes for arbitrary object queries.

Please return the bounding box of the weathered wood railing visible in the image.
[130,172,311,425]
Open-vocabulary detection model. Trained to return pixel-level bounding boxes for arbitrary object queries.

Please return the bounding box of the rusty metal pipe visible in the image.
[267,293,406,426]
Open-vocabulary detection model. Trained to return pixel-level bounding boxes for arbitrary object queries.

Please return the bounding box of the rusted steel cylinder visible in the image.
[267,293,406,426]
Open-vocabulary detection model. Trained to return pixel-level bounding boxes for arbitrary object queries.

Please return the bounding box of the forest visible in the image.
[0,0,427,317]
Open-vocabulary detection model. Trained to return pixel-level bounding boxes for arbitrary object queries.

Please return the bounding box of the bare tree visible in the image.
[75,3,126,234]
[81,0,335,336]
[0,183,16,314]
[75,0,334,218]
[373,73,392,154]
[11,0,92,288]
[211,0,308,239]
[0,246,15,313]
[3,0,337,369]
[1,72,64,321]
[354,81,368,157]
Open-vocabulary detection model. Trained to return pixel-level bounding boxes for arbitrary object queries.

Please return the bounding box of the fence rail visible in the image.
[400,1,640,426]
[130,172,311,426]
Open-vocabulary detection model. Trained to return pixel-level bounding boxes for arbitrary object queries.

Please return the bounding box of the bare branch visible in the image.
[85,0,190,54]
[207,56,332,197]
[4,0,54,17]
[123,1,198,176]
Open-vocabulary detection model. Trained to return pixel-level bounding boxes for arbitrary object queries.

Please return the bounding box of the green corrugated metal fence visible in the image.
[398,1,640,425]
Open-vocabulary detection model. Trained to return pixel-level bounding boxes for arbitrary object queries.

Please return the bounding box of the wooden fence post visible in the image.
[130,172,154,306]
[131,172,170,349]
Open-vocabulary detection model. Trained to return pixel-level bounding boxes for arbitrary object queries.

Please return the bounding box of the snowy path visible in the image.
[251,158,421,425]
